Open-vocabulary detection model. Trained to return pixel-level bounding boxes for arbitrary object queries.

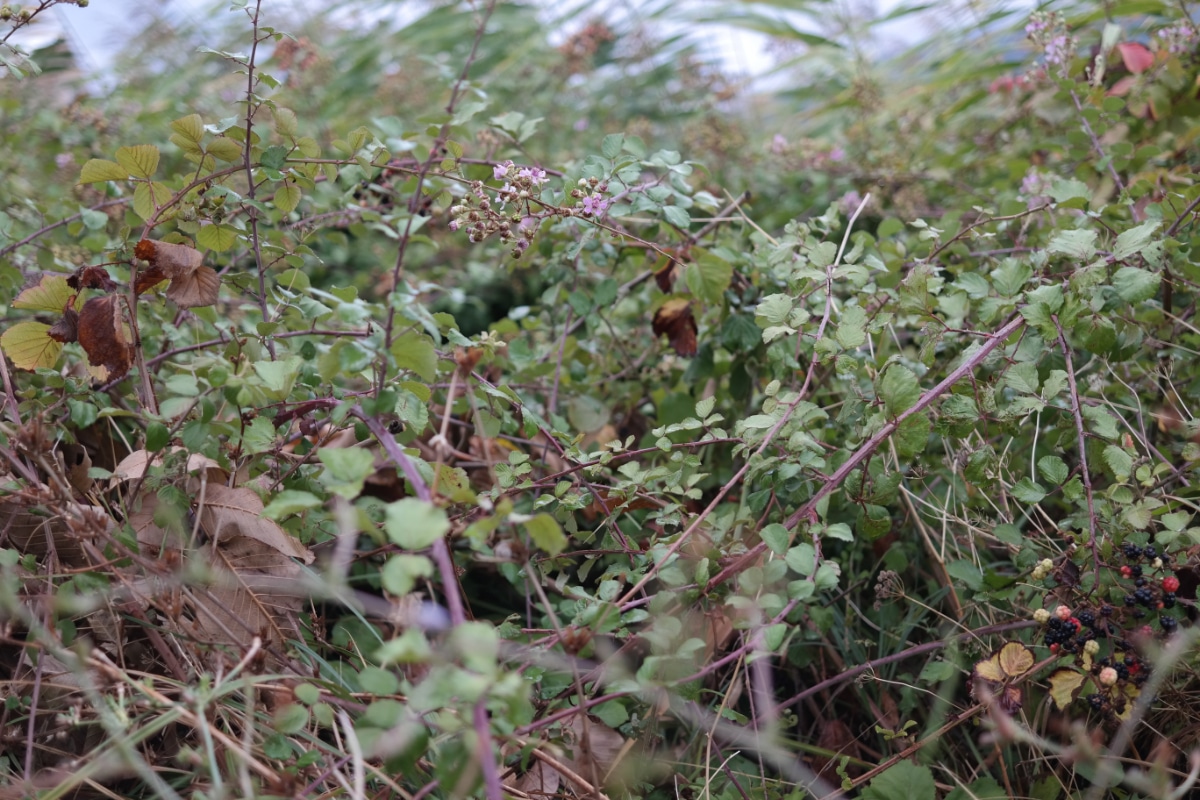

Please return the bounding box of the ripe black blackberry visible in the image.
[1143,545,1157,559]
[1100,604,1114,616]
[1163,593,1177,609]
[1161,616,1178,632]
[1087,693,1103,709]
[1131,565,1144,578]
[1123,542,1141,559]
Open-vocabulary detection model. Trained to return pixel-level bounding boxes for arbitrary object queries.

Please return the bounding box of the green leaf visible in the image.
[662,205,691,229]
[132,181,173,221]
[1111,220,1159,261]
[755,294,793,327]
[946,559,982,591]
[381,554,434,595]
[684,253,732,304]
[1082,405,1120,440]
[524,513,567,557]
[0,321,60,371]
[1103,445,1133,480]
[1006,362,1040,395]
[262,490,323,519]
[390,331,438,382]
[319,446,376,499]
[1046,229,1097,260]
[207,136,243,162]
[239,415,278,454]
[893,412,930,459]
[1038,456,1069,485]
[879,364,920,417]
[760,523,790,555]
[835,305,867,349]
[601,133,624,159]
[1112,267,1160,304]
[1048,178,1089,203]
[275,183,302,214]
[1011,478,1046,503]
[861,760,936,800]
[170,113,204,144]
[252,356,302,398]
[273,106,298,138]
[384,498,450,550]
[78,158,128,184]
[196,224,240,252]
[115,145,160,179]
[785,543,816,576]
[145,422,170,453]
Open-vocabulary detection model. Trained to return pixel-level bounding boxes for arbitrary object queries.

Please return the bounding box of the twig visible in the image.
[706,315,1025,593]
[1052,314,1099,572]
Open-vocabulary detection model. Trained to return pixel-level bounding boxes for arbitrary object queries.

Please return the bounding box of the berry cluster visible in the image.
[1032,540,1187,718]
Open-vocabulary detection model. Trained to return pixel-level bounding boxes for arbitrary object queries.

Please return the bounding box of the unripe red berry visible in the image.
[1163,576,1180,593]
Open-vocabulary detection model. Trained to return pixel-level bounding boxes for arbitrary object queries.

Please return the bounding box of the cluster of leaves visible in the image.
[2,1,1200,799]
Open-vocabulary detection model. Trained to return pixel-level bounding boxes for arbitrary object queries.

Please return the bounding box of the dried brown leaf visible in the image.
[134,238,220,308]
[652,298,698,357]
[47,306,78,344]
[77,294,133,381]
[67,265,118,292]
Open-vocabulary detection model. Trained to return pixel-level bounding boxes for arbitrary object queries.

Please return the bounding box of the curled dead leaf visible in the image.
[77,294,133,382]
[133,238,220,308]
[47,306,79,344]
[970,641,1035,713]
[652,298,698,357]
[67,265,118,293]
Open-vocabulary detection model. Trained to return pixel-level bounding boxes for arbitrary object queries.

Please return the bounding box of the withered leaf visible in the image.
[654,260,678,292]
[67,265,118,293]
[47,307,79,344]
[133,238,220,308]
[77,295,133,381]
[652,298,698,357]
[133,265,167,296]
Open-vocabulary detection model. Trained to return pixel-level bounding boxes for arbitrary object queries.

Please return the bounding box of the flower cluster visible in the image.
[1025,12,1076,76]
[572,177,610,217]
[447,163,613,257]
[1019,168,1053,209]
[1157,19,1197,56]
[449,161,551,258]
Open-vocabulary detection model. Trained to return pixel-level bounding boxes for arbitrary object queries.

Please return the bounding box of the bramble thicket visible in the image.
[2,1,1200,798]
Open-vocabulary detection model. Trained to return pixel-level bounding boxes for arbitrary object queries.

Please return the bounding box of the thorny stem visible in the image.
[241,0,276,359]
[706,314,1026,593]
[1068,89,1129,204]
[1052,314,1099,573]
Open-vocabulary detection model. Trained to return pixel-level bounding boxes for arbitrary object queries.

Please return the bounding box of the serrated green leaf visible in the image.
[601,133,624,159]
[196,224,239,252]
[1038,456,1069,485]
[835,305,867,348]
[132,181,173,221]
[273,106,298,138]
[390,331,438,381]
[115,145,160,179]
[207,136,243,162]
[1047,229,1097,260]
[1112,267,1160,304]
[1103,445,1133,480]
[1112,220,1159,261]
[0,321,61,370]
[760,523,790,555]
[1011,478,1046,503]
[1082,405,1120,440]
[879,364,920,417]
[319,446,376,499]
[684,254,731,304]
[78,158,128,184]
[170,113,204,144]
[275,183,301,214]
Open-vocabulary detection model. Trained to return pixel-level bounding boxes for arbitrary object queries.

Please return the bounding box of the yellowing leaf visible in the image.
[196,223,239,252]
[275,183,302,214]
[78,158,128,184]
[115,144,161,179]
[1048,669,1086,711]
[997,641,1034,677]
[207,136,243,162]
[132,181,174,222]
[973,656,1004,683]
[1,321,62,370]
[170,113,204,144]
[12,274,74,312]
